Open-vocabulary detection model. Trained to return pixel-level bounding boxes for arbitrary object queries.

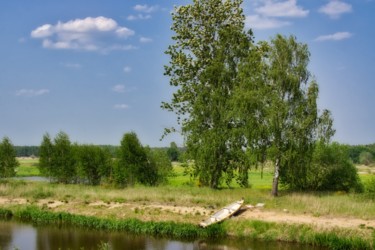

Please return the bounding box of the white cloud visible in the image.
[246,0,308,30]
[134,4,159,13]
[140,37,153,43]
[246,15,291,30]
[112,84,126,93]
[319,0,352,19]
[127,14,152,21]
[123,66,132,73]
[16,89,50,97]
[127,4,159,21]
[31,16,135,52]
[255,0,309,18]
[115,27,136,37]
[315,31,353,41]
[114,104,129,109]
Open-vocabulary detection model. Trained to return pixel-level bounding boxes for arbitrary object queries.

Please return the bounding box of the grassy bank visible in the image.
[0,206,224,239]
[0,206,372,250]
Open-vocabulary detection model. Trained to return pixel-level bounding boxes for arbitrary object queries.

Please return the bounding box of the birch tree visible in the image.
[163,0,252,188]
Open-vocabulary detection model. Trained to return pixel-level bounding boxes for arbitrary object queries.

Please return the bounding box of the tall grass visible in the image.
[224,219,373,250]
[0,206,225,240]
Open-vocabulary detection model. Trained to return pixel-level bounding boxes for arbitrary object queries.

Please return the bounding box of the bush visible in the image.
[306,142,363,192]
[359,151,374,166]
[364,176,375,199]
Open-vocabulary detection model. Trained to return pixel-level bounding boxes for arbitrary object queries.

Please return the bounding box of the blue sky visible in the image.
[0,0,374,147]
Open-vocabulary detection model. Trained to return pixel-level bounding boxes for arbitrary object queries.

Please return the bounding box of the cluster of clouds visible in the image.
[127,4,160,21]
[30,4,159,52]
[246,0,353,42]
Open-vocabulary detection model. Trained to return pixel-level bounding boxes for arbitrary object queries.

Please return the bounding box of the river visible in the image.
[0,221,325,250]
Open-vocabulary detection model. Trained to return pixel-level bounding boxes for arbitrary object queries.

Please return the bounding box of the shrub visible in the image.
[364,176,375,199]
[304,142,364,192]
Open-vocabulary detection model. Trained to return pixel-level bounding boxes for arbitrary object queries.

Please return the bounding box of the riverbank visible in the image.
[0,205,372,250]
[0,180,374,249]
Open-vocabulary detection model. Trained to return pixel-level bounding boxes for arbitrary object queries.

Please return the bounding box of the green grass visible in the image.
[16,158,40,177]
[168,162,273,189]
[0,206,225,240]
[224,220,373,250]
[0,206,372,249]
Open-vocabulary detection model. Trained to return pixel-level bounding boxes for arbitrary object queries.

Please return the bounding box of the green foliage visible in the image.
[364,176,375,199]
[163,0,253,188]
[51,132,76,184]
[0,137,19,178]
[116,132,160,187]
[75,145,112,185]
[167,142,180,162]
[359,151,374,166]
[303,142,364,192]
[40,132,77,184]
[38,133,53,176]
[269,35,333,196]
[145,147,173,185]
[117,132,147,186]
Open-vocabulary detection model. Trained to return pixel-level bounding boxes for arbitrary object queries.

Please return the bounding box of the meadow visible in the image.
[1,157,374,249]
[11,158,375,219]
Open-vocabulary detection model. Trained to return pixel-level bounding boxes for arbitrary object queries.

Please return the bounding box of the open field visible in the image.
[16,157,40,177]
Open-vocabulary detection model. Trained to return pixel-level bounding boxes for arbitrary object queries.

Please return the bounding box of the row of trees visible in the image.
[162,0,353,195]
[39,131,172,186]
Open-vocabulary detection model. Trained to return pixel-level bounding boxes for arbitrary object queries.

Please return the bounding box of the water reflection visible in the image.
[0,221,324,250]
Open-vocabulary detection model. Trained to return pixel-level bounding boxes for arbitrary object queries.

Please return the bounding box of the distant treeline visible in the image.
[347,144,375,165]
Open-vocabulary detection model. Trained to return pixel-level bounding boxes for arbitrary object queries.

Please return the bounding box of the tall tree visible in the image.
[76,145,112,185]
[117,132,149,186]
[0,137,19,178]
[163,0,252,188]
[39,133,53,177]
[263,35,332,196]
[50,131,75,184]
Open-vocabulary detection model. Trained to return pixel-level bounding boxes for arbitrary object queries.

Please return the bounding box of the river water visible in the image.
[0,221,325,250]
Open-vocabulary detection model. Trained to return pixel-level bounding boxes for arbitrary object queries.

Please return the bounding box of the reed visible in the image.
[0,206,225,240]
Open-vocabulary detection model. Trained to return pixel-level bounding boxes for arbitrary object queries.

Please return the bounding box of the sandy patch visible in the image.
[38,199,64,208]
[0,197,27,205]
[238,208,375,230]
